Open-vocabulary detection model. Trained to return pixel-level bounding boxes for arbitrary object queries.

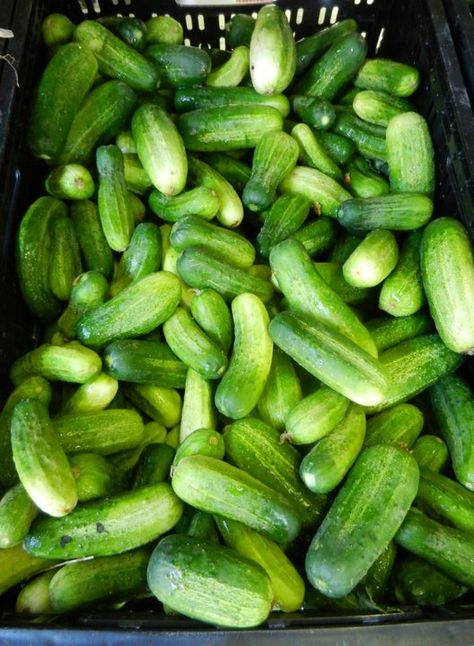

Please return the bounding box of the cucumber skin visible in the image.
[290,217,336,258]
[306,445,419,598]
[280,165,351,217]
[412,435,449,473]
[70,201,114,278]
[257,195,310,258]
[0,544,58,597]
[190,289,233,354]
[364,403,423,449]
[285,386,349,445]
[0,484,38,548]
[342,229,399,289]
[179,369,216,443]
[174,87,290,116]
[295,19,358,76]
[393,555,467,606]
[257,348,303,431]
[145,44,211,88]
[355,59,420,97]
[416,469,474,533]
[337,194,433,232]
[366,312,433,353]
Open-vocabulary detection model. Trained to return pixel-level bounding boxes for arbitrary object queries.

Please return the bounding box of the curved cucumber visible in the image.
[257,348,302,431]
[204,152,251,193]
[190,289,233,354]
[295,19,358,76]
[180,369,216,443]
[285,386,349,445]
[345,156,389,199]
[290,217,336,258]
[145,43,211,88]
[206,46,249,87]
[62,372,118,414]
[257,194,310,258]
[149,186,219,223]
[364,403,423,449]
[291,123,342,182]
[333,111,386,161]
[111,223,162,296]
[279,165,351,217]
[412,435,449,473]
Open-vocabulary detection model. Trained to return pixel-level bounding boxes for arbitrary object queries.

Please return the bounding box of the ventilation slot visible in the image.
[296,8,304,25]
[318,7,326,24]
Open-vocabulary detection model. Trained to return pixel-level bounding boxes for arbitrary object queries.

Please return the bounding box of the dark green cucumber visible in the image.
[416,469,474,533]
[75,21,159,92]
[429,375,474,490]
[215,293,273,420]
[123,153,153,195]
[306,445,419,598]
[0,545,58,597]
[124,384,181,428]
[279,165,351,217]
[333,111,386,161]
[103,339,187,387]
[61,373,118,414]
[300,404,366,494]
[0,484,38,548]
[243,131,299,212]
[42,13,75,47]
[171,455,301,543]
[296,32,367,100]
[365,403,423,449]
[319,130,355,165]
[395,508,474,587]
[58,271,108,340]
[70,201,114,278]
[29,43,98,160]
[257,194,310,257]
[355,541,397,605]
[149,186,219,223]
[24,483,182,559]
[315,262,371,305]
[177,105,283,152]
[226,14,255,48]
[343,229,398,288]
[146,16,183,45]
[176,247,273,303]
[190,289,233,354]
[49,548,149,612]
[77,272,181,348]
[269,311,389,407]
[295,19,358,76]
[257,348,302,431]
[186,511,220,543]
[291,124,342,182]
[132,444,176,488]
[412,435,449,473]
[355,59,420,97]
[337,193,432,232]
[174,86,290,116]
[290,216,336,258]
[345,156,389,198]
[111,222,161,295]
[70,453,114,502]
[173,429,224,468]
[48,214,82,301]
[223,417,326,528]
[393,555,468,606]
[206,45,249,87]
[146,43,211,87]
[204,153,251,193]
[421,217,474,353]
[180,369,216,443]
[365,312,433,353]
[353,90,411,127]
[293,96,336,130]
[329,231,361,263]
[147,534,272,628]
[97,17,147,52]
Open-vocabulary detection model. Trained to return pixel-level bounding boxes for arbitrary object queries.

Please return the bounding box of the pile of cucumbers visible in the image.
[1,4,474,627]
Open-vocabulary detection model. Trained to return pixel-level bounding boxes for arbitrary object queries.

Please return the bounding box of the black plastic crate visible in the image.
[443,0,474,110]
[1,0,474,642]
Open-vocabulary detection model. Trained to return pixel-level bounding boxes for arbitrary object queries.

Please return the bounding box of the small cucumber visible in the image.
[315,262,371,305]
[58,271,109,340]
[0,484,38,548]
[98,17,147,52]
[319,130,356,165]
[345,156,389,198]
[365,312,433,353]
[62,373,118,414]
[257,348,302,431]
[412,435,449,473]
[70,201,113,278]
[257,195,311,258]
[206,46,249,87]
[393,555,468,606]
[180,369,217,443]
[295,19,358,76]
[343,229,398,288]
[173,429,225,467]
[123,153,153,195]
[337,193,432,232]
[149,186,219,223]
[416,469,474,533]
[124,384,181,428]
[111,223,162,296]
[215,293,273,420]
[284,386,349,445]
[365,403,423,449]
[355,59,420,97]
[146,16,183,45]
[190,289,233,354]
[16,570,55,614]
[299,404,366,494]
[353,90,411,126]
[146,43,211,87]
[226,14,255,48]
[174,86,290,116]
[116,130,136,154]
[45,164,94,200]
[69,453,114,502]
[42,13,74,47]
[0,545,57,597]
[333,111,386,161]
[48,214,82,301]
[329,232,361,263]
[132,444,175,488]
[279,165,351,217]
[290,217,336,258]
[291,124,342,182]
[292,96,336,130]
[205,153,251,192]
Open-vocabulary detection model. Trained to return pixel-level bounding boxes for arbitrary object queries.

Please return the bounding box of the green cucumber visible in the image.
[42,13,75,47]
[70,201,113,278]
[269,311,389,407]
[174,87,290,116]
[291,124,342,182]
[393,555,468,606]
[146,43,211,87]
[75,21,159,92]
[173,429,225,468]
[353,90,411,126]
[257,348,302,431]
[0,484,38,548]
[110,223,162,296]
[16,570,55,614]
[124,384,181,428]
[290,217,336,258]
[293,96,336,130]
[116,130,136,154]
[257,194,311,257]
[146,16,183,45]
[180,369,217,443]
[45,164,94,200]
[412,435,449,472]
[132,444,175,488]
[104,339,187,387]
[306,445,419,598]
[223,417,326,528]
[243,131,299,212]
[355,59,420,97]
[356,541,397,605]
[69,453,114,502]
[343,229,398,288]
[131,104,187,196]
[53,409,144,456]
[215,293,272,420]
[24,483,182,559]
[48,214,82,301]
[226,14,255,49]
[190,289,233,354]
[395,508,474,587]
[29,43,98,160]
[345,156,389,198]
[58,271,108,340]
[299,404,366,494]
[204,153,251,192]
[295,19,358,76]
[337,193,432,232]
[77,272,181,348]
[206,46,249,87]
[284,386,349,445]
[62,373,118,414]
[249,4,296,95]
[421,217,474,353]
[386,112,435,195]
[11,399,77,517]
[147,534,272,628]
[279,165,351,217]
[149,186,219,223]
[333,111,386,161]
[416,469,474,533]
[315,262,371,305]
[0,544,57,597]
[365,312,433,353]
[329,232,361,263]
[319,130,355,165]
[365,403,423,449]
[171,455,301,543]
[123,153,153,195]
[429,375,474,490]
[186,511,220,543]
[98,17,147,52]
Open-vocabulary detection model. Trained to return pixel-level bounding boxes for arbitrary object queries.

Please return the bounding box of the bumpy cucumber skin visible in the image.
[145,44,211,87]
[355,58,420,97]
[257,194,310,258]
[295,19,358,76]
[280,166,351,217]
[70,201,114,278]
[174,87,290,116]
[124,384,181,428]
[69,453,114,501]
[147,534,272,628]
[366,312,433,353]
[306,445,419,598]
[333,111,386,161]
[412,435,449,473]
[285,386,349,445]
[337,194,433,232]
[290,217,336,258]
[416,469,474,533]
[291,123,342,183]
[364,403,423,449]
[48,214,82,302]
[190,289,233,354]
[346,156,389,199]
[393,555,467,606]
[315,262,371,305]
[257,348,303,431]
[132,444,175,488]
[180,369,216,443]
[149,186,219,223]
[173,429,225,467]
[343,229,398,289]
[206,45,249,88]
[0,484,38,548]
[352,90,411,126]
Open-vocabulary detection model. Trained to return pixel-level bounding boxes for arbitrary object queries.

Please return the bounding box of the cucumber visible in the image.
[243,131,299,212]
[386,112,435,195]
[412,435,449,473]
[166,426,180,450]
[147,534,272,628]
[296,32,367,100]
[353,90,411,126]
[110,223,162,296]
[290,217,336,258]
[42,13,75,47]
[337,193,432,232]
[379,231,425,316]
[10,342,101,386]
[291,124,343,182]
[365,403,423,449]
[279,166,351,217]
[345,156,389,198]
[416,469,474,533]
[16,570,55,614]
[329,232,361,263]
[163,307,228,380]
[0,484,38,548]
[45,164,94,200]
[343,229,398,288]
[116,130,136,154]
[269,311,389,408]
[226,14,255,48]
[75,21,159,92]
[171,455,301,543]
[53,409,144,456]
[299,404,366,494]
[124,384,181,428]
[395,508,474,587]
[0,544,57,597]
[104,339,187,387]
[146,16,183,45]
[206,46,249,87]
[174,87,290,116]
[270,239,377,356]
[215,293,273,420]
[284,386,349,445]
[29,43,98,160]
[48,214,82,301]
[149,186,219,223]
[57,272,108,340]
[98,17,147,52]
[177,105,283,152]
[293,96,336,131]
[319,131,356,165]
[333,111,386,161]
[190,289,233,354]
[355,59,420,97]
[16,196,65,320]
[131,104,187,196]
[257,194,311,257]
[77,272,181,348]
[429,375,474,490]
[249,4,296,95]
[366,312,433,353]
[205,153,252,192]
[295,19,358,76]
[306,445,419,598]
[49,548,149,613]
[186,511,220,543]
[393,555,468,606]
[132,444,175,488]
[69,453,114,502]
[70,201,114,278]
[356,541,397,605]
[173,429,225,467]
[146,43,211,87]
[62,373,118,414]
[369,334,464,413]
[180,369,217,443]
[421,217,474,353]
[315,262,371,305]
[11,399,77,517]
[223,417,327,528]
[216,517,304,613]
[170,216,255,269]
[257,349,302,431]
[176,247,273,303]
[123,153,153,195]
[24,483,182,559]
